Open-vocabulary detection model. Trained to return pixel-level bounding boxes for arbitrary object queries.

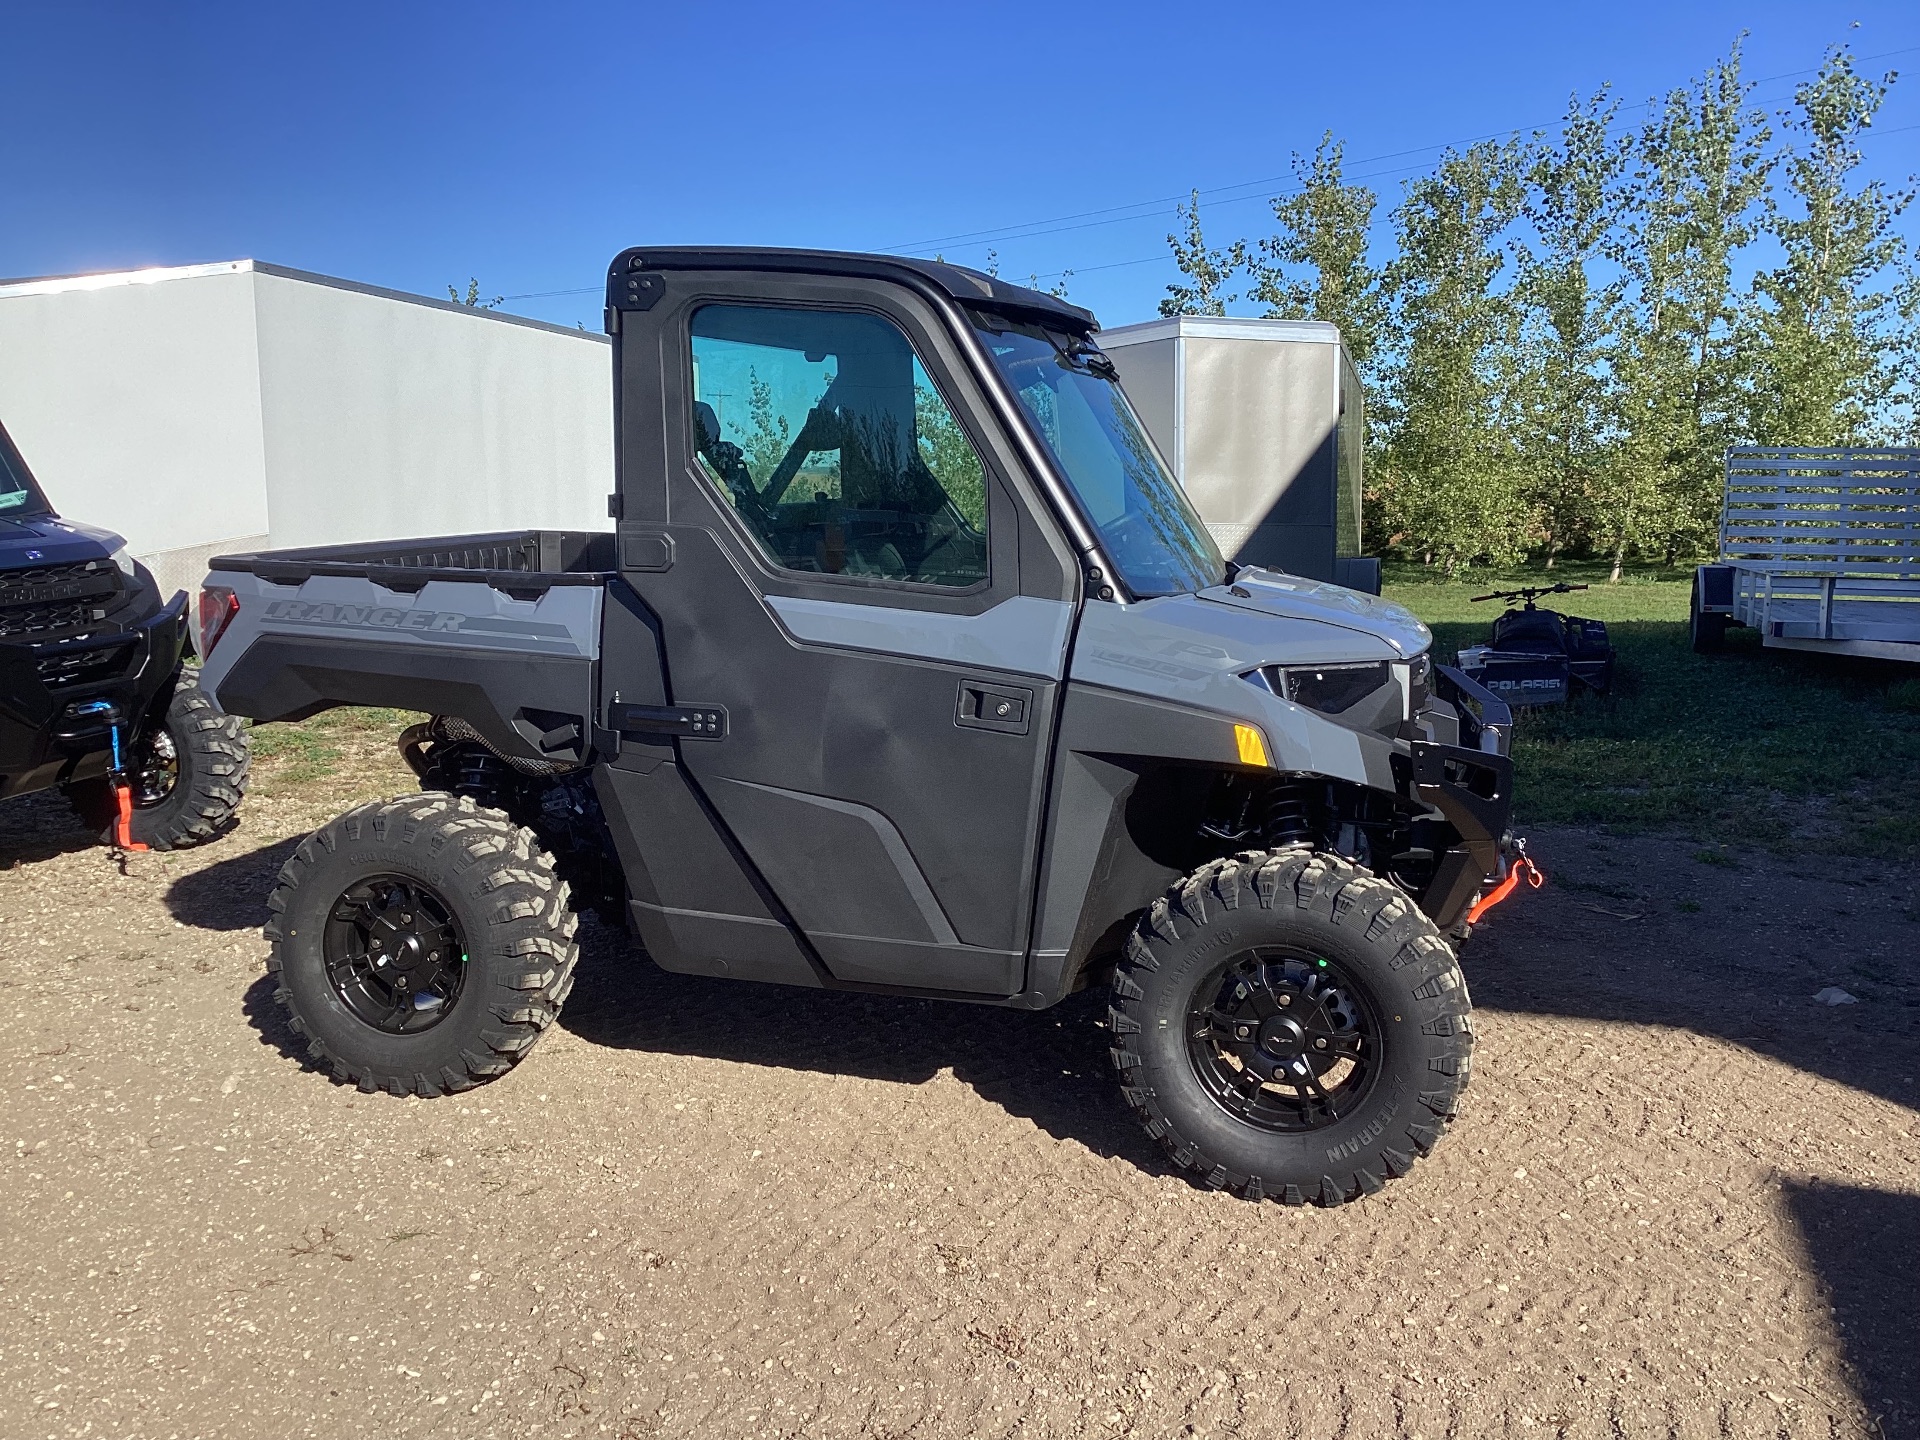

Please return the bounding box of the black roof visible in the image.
[607,246,1098,332]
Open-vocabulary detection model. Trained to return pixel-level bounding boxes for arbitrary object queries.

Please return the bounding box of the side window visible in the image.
[689,305,989,587]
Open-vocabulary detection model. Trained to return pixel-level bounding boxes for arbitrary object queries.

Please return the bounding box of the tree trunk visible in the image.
[1609,535,1626,585]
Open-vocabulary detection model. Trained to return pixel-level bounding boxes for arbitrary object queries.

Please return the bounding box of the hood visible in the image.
[0,513,125,570]
[1197,567,1431,658]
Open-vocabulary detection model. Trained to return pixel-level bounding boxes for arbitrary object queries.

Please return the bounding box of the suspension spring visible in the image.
[435,743,518,812]
[1261,780,1315,850]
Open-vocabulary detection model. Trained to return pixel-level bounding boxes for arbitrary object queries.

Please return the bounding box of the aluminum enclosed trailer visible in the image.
[1097,317,1376,593]
[0,261,612,603]
[1691,448,1920,662]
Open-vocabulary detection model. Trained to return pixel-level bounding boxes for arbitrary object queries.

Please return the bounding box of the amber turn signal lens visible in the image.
[1233,723,1270,768]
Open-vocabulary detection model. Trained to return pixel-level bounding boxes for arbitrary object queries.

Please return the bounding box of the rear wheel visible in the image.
[1690,577,1730,653]
[69,667,248,849]
[265,793,579,1096]
[1109,850,1471,1205]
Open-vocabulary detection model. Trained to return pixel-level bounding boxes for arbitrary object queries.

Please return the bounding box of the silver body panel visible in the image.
[764,593,1072,679]
[1070,597,1415,790]
[198,570,603,698]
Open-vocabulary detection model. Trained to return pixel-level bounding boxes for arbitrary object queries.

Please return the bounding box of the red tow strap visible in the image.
[112,779,149,854]
[1467,853,1543,924]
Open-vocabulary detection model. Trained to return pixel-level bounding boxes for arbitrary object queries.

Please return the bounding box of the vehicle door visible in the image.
[609,272,1081,996]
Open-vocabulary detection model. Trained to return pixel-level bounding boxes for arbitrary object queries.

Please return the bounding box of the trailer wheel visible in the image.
[264,793,579,1097]
[69,668,248,850]
[1689,577,1730,653]
[1108,850,1471,1206]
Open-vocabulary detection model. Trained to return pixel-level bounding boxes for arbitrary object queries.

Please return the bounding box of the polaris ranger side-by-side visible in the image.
[197,249,1532,1205]
[0,418,247,849]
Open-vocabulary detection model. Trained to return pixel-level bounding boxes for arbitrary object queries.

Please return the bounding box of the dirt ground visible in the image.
[3,735,1917,1440]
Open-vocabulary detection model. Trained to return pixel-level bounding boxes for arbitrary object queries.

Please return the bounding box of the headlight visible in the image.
[1272,661,1392,715]
[1246,658,1406,735]
[108,547,139,580]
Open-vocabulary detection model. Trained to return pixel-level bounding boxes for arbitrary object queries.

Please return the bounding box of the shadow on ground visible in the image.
[560,920,1164,1172]
[1466,832,1920,1117]
[165,835,302,931]
[1783,1181,1920,1440]
[0,788,100,867]
[196,823,1917,1180]
[228,906,1166,1176]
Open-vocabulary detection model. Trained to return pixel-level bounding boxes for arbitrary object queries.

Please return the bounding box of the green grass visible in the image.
[246,707,418,786]
[1384,560,1920,856]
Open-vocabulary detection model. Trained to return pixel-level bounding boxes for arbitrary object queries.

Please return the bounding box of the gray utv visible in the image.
[196,248,1529,1205]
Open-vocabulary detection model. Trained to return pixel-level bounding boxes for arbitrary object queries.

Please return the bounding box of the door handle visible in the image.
[955,680,1033,735]
[609,701,727,739]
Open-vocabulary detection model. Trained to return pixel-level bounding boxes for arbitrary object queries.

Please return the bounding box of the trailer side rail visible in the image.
[1721,448,1920,578]
[1698,449,1920,660]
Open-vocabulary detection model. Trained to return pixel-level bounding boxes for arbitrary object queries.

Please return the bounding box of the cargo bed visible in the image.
[199,531,614,764]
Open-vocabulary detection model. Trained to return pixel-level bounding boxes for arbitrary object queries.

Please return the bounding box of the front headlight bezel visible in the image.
[1244,648,1435,736]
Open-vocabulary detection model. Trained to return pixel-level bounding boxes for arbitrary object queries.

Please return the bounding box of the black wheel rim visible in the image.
[322,875,468,1034]
[130,726,179,808]
[1186,947,1383,1133]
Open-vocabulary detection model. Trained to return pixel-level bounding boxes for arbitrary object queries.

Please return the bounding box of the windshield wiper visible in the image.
[1055,344,1119,381]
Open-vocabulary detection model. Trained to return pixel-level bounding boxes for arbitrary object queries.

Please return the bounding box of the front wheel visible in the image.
[265,793,579,1096]
[69,667,249,849]
[1109,850,1472,1206]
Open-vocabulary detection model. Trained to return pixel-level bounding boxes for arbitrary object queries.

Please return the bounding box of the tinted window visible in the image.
[0,428,48,514]
[689,305,989,587]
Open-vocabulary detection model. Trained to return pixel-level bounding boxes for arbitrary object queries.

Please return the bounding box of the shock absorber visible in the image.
[439,745,517,811]
[1260,779,1314,850]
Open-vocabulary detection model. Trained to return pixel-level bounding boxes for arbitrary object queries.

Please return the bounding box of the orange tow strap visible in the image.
[1466,853,1543,925]
[113,780,149,854]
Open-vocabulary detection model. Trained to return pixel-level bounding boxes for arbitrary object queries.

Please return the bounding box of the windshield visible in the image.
[0,426,49,515]
[972,313,1224,598]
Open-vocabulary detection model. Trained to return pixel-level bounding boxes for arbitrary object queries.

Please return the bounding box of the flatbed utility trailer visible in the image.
[1692,448,1920,661]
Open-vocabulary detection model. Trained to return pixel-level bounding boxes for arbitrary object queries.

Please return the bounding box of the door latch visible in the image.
[955,680,1033,735]
[609,701,728,740]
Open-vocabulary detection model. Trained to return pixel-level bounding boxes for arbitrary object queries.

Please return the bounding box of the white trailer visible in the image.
[0,261,613,603]
[1097,316,1377,592]
[1691,448,1920,662]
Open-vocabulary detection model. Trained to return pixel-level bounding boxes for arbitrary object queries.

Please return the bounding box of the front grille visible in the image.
[0,599,93,639]
[37,640,136,690]
[0,561,121,642]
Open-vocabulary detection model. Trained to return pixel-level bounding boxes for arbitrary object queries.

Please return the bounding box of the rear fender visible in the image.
[203,573,600,766]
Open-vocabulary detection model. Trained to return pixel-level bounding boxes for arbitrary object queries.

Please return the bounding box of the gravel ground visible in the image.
[2,728,1916,1440]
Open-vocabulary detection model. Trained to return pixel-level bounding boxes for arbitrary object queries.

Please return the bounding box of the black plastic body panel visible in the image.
[593,760,824,988]
[1026,684,1260,1006]
[1408,740,1514,930]
[213,633,593,766]
[0,590,188,800]
[210,530,614,597]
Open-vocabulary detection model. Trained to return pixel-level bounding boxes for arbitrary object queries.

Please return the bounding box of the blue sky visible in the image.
[3,1,1917,332]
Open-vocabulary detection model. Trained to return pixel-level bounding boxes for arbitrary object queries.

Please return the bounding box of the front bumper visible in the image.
[1405,665,1517,930]
[0,590,190,800]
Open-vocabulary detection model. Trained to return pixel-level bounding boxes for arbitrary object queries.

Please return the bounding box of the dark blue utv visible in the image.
[0,417,246,848]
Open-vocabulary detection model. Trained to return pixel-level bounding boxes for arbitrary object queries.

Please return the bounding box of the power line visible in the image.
[881,43,1920,259]
[498,45,1920,311]
[1018,114,1920,287]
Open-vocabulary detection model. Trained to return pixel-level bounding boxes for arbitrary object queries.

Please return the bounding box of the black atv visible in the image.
[0,417,248,850]
[1455,583,1614,708]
